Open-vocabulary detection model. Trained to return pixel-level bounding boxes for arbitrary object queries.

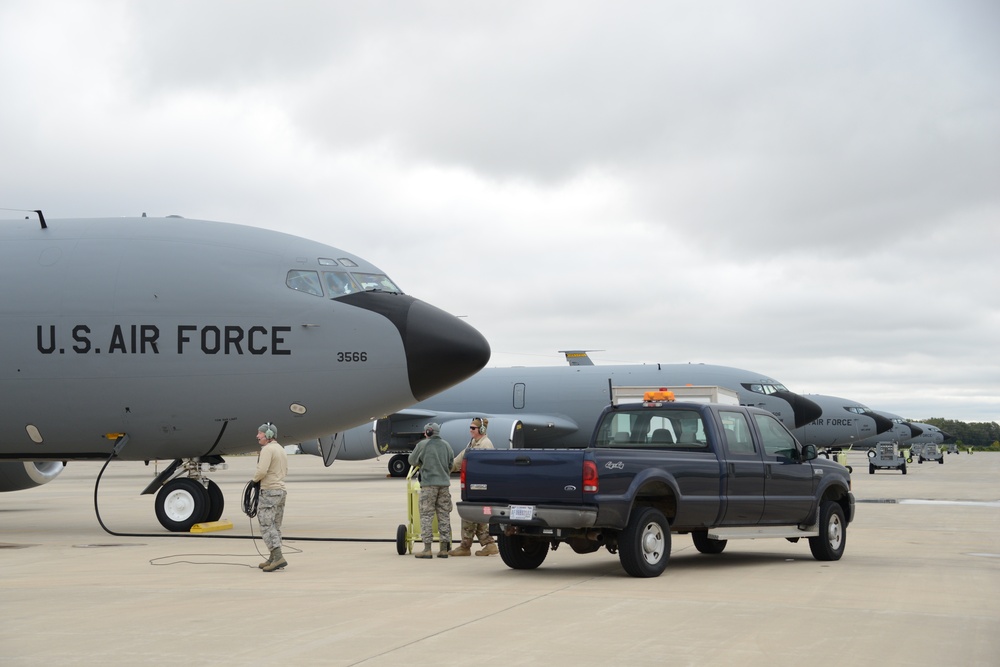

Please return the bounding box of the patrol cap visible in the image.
[424,422,441,436]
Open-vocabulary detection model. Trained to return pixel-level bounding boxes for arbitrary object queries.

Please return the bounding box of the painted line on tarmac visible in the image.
[898,499,1000,508]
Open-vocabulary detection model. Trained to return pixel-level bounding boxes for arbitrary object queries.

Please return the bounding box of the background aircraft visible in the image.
[0,214,490,529]
[851,409,922,450]
[306,359,830,476]
[907,422,953,448]
[795,394,894,450]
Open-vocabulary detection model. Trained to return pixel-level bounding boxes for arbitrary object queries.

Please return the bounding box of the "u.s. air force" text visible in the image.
[36,324,292,355]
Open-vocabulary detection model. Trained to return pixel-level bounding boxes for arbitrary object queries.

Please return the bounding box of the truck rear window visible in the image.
[594,408,707,450]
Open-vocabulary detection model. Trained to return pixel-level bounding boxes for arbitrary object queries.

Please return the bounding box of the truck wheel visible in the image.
[498,533,549,570]
[618,507,671,577]
[691,530,727,555]
[808,500,846,561]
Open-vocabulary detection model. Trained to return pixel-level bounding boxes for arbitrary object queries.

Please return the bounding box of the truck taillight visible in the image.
[460,458,467,492]
[583,460,599,493]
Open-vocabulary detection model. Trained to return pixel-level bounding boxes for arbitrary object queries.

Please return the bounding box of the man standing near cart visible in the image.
[408,422,453,559]
[449,417,499,556]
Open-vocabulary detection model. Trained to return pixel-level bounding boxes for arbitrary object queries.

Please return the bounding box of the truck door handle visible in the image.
[514,456,532,465]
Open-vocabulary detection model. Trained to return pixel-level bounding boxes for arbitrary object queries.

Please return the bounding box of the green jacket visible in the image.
[408,435,454,486]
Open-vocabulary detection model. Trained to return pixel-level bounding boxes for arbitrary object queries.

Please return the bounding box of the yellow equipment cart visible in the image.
[395,466,442,555]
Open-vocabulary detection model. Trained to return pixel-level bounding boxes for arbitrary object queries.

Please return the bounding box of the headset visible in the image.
[473,417,487,435]
[262,422,276,439]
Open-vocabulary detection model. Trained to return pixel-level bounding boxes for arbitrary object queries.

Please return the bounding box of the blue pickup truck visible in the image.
[457,393,855,577]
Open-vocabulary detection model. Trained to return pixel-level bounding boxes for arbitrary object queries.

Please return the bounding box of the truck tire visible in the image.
[808,500,846,561]
[691,530,727,555]
[618,506,671,577]
[498,533,549,570]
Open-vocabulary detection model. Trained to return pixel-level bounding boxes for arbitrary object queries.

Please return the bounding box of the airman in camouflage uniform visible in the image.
[253,422,289,572]
[450,417,498,556]
[408,423,453,558]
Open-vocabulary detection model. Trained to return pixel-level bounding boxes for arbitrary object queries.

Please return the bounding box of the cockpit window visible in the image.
[742,382,789,396]
[323,271,361,297]
[287,268,402,298]
[353,272,401,293]
[286,270,323,296]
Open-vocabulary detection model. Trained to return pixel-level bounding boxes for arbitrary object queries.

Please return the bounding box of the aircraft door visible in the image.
[718,410,765,525]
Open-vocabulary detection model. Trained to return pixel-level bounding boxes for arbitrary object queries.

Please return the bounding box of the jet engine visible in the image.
[438,416,525,452]
[0,461,65,492]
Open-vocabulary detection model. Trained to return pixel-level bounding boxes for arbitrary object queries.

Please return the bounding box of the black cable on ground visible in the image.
[93,451,394,543]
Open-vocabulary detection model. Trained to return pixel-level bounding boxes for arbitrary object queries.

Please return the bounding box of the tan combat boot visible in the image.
[437,541,450,558]
[262,547,287,572]
[448,538,472,557]
[414,543,433,559]
[475,542,499,556]
[258,553,272,569]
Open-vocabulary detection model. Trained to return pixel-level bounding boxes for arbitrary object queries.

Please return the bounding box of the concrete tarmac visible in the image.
[2,449,998,666]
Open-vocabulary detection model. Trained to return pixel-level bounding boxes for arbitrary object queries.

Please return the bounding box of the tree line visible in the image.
[917,418,1000,450]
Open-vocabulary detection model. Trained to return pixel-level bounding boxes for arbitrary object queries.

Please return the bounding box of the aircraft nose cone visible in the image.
[867,411,894,435]
[336,291,490,402]
[402,299,491,401]
[774,391,823,429]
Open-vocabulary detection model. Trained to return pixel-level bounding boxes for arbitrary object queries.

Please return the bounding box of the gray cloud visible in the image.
[1,0,997,422]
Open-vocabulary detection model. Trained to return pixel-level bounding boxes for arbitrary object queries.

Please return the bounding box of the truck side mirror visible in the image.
[801,444,817,462]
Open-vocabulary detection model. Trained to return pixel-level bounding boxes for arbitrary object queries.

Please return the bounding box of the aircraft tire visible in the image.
[498,533,549,570]
[388,454,410,478]
[204,480,224,523]
[618,506,671,578]
[691,530,727,555]
[808,500,846,561]
[155,478,210,532]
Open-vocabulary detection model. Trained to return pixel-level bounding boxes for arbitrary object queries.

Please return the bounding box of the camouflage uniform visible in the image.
[253,428,288,570]
[258,489,286,550]
[408,426,454,554]
[453,431,496,550]
[418,484,452,547]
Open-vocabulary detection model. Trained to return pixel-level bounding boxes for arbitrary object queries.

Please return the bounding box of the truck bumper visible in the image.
[457,502,598,529]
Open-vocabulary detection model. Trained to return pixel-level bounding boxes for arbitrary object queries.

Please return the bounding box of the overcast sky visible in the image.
[2,2,997,423]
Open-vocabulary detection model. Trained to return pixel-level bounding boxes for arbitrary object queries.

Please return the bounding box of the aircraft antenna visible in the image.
[0,207,47,229]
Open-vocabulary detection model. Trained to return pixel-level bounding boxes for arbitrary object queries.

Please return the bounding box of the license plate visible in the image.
[510,505,534,521]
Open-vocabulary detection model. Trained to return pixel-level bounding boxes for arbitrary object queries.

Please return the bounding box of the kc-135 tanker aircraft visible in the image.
[0,213,490,530]
[307,352,894,476]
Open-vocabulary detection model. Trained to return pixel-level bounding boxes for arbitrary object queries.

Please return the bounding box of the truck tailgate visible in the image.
[462,449,588,505]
